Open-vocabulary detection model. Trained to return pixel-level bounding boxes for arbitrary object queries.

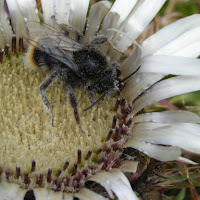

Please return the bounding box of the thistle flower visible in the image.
[0,0,200,199]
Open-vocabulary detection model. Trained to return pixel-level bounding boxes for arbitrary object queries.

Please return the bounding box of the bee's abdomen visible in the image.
[32,48,60,71]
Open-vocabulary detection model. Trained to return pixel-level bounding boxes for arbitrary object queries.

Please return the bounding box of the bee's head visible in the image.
[92,70,118,94]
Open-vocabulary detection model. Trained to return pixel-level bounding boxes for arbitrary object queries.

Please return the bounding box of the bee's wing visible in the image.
[26,22,82,72]
[39,32,82,71]
[27,21,82,50]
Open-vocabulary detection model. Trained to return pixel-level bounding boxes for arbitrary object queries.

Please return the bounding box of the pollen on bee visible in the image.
[23,45,39,70]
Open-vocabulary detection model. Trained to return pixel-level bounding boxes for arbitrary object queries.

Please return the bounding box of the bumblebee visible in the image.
[25,20,121,131]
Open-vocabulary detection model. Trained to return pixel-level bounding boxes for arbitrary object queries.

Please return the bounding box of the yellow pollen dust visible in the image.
[0,55,116,173]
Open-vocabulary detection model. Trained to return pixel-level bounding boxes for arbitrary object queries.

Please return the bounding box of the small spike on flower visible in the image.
[77,149,82,164]
[31,160,36,172]
[85,150,92,160]
[120,97,126,106]
[106,129,113,141]
[38,173,44,185]
[82,169,88,177]
[63,178,68,186]
[98,156,107,164]
[0,50,3,63]
[106,148,111,154]
[112,143,123,151]
[19,37,25,52]
[118,119,125,127]
[12,36,17,54]
[126,117,133,126]
[123,104,133,118]
[72,163,78,176]
[112,158,121,168]
[114,98,121,111]
[57,169,62,177]
[16,167,21,179]
[121,106,127,114]
[24,171,29,184]
[4,45,9,56]
[96,147,103,155]
[121,125,128,135]
[47,168,52,183]
[54,179,61,191]
[113,127,121,141]
[72,179,79,188]
[112,116,117,128]
[63,161,69,170]
[5,169,10,180]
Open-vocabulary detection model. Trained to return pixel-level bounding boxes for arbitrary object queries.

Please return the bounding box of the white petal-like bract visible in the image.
[125,139,182,161]
[89,169,139,200]
[132,76,200,115]
[141,14,200,57]
[41,0,55,25]
[140,55,200,75]
[133,111,200,124]
[0,0,13,46]
[114,0,167,51]
[133,123,200,154]
[6,0,28,41]
[75,188,107,200]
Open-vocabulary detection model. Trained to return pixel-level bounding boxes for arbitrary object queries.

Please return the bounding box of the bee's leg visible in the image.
[88,90,96,104]
[66,85,85,134]
[59,24,83,42]
[50,16,83,41]
[88,36,108,46]
[67,85,80,124]
[39,70,59,126]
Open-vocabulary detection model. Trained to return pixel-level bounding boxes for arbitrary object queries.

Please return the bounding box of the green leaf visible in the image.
[174,189,186,200]
[175,0,199,17]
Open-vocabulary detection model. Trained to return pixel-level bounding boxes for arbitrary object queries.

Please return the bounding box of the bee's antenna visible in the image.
[120,65,141,83]
[83,66,141,112]
[83,93,107,112]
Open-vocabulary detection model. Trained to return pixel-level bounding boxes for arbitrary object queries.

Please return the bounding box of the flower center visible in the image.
[0,27,135,192]
[0,51,138,192]
[0,53,119,170]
